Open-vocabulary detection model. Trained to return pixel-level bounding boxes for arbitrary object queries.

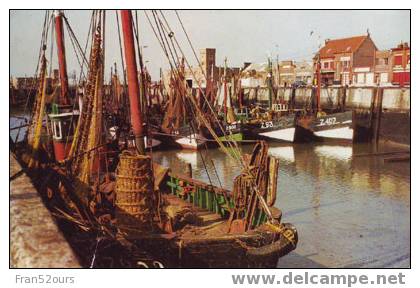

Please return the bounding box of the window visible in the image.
[52,120,62,140]
[394,55,403,66]
[186,79,193,88]
[323,62,329,69]
[376,58,388,65]
[342,61,350,68]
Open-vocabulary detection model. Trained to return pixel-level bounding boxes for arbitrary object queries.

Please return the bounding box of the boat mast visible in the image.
[316,53,322,114]
[267,57,273,110]
[120,10,145,155]
[54,10,70,105]
[223,57,228,121]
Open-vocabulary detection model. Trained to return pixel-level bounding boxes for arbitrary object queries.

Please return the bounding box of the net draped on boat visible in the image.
[68,28,103,184]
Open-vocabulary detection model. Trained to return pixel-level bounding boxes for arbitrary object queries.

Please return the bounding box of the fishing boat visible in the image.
[11,9,298,268]
[242,58,305,143]
[160,58,243,150]
[297,53,354,143]
[212,58,244,143]
[48,10,80,162]
[301,110,354,142]
[157,59,204,150]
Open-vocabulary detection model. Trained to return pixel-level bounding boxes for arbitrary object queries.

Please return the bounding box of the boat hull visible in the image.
[12,146,298,268]
[175,133,206,150]
[244,114,301,143]
[130,222,298,268]
[159,122,244,150]
[299,111,354,143]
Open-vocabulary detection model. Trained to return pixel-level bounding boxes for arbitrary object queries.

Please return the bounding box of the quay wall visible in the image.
[241,86,410,111]
[10,153,80,268]
[240,86,410,145]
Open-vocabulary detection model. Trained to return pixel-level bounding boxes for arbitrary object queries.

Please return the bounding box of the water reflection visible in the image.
[176,150,200,169]
[268,145,295,163]
[314,145,352,161]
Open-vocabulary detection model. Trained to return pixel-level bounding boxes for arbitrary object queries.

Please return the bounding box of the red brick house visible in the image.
[316,34,377,86]
[391,42,410,86]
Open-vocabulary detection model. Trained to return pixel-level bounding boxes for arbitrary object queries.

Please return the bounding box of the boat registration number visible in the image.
[318,117,337,126]
[261,121,274,129]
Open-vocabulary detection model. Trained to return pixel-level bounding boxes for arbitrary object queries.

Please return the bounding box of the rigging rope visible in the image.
[26,11,52,142]
[147,10,277,223]
[149,11,245,166]
[68,11,104,184]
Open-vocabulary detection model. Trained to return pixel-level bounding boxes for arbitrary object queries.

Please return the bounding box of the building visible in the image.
[241,60,313,88]
[316,34,377,86]
[11,69,62,91]
[374,50,392,86]
[199,48,216,79]
[390,42,410,86]
[278,60,295,87]
[294,61,313,86]
[240,62,268,88]
[185,48,239,88]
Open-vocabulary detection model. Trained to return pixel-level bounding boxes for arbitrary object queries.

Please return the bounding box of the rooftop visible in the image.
[319,35,368,58]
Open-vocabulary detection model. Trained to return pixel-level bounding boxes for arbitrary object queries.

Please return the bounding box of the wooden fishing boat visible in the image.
[239,59,305,143]
[244,111,304,143]
[167,171,295,267]
[298,110,354,143]
[296,55,355,143]
[12,9,298,268]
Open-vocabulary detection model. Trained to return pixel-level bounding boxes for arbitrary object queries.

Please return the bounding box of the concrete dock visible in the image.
[10,152,80,268]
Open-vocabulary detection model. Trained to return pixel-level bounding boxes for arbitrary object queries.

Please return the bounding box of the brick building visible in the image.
[390,42,410,86]
[316,34,377,86]
[186,48,239,88]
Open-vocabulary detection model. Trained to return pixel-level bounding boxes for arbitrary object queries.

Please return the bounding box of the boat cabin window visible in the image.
[272,103,288,112]
[52,120,62,140]
[60,119,75,139]
[236,107,249,115]
[186,79,193,88]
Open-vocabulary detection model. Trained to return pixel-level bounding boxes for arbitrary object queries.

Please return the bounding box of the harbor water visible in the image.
[10,112,410,268]
[152,142,410,268]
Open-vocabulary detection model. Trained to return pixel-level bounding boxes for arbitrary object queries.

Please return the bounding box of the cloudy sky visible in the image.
[10,10,410,80]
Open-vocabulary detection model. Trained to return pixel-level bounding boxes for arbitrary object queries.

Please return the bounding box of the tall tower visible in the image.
[200,48,216,79]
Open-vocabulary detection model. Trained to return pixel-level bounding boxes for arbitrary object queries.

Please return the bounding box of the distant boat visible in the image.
[244,110,301,143]
[296,53,354,143]
[298,110,354,143]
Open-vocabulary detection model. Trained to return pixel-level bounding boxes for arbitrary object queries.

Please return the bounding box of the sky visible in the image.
[10,10,410,80]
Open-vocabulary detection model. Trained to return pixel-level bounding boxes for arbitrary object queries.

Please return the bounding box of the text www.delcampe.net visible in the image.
[231,272,406,287]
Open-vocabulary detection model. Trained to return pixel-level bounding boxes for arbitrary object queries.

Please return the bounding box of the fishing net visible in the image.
[27,54,48,168]
[68,30,103,183]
